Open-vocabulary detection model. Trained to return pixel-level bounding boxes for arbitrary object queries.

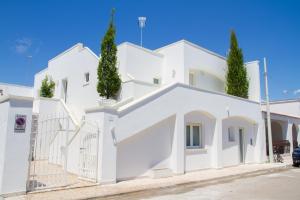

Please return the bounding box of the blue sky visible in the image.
[0,0,299,100]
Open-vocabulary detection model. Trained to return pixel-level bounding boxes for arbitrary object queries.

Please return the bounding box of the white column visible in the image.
[87,110,118,184]
[255,118,267,163]
[212,119,222,168]
[287,122,293,154]
[170,113,185,174]
[0,97,33,196]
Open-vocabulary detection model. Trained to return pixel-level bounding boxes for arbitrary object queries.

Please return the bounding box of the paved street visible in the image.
[94,167,300,200]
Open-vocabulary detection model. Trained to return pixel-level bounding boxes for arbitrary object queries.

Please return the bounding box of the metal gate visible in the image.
[79,121,99,181]
[27,112,99,192]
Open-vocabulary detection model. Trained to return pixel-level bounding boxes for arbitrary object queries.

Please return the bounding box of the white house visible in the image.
[1,40,270,195]
[0,83,33,98]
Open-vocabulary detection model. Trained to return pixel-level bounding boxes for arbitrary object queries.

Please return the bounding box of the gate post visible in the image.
[86,106,118,184]
[0,96,33,197]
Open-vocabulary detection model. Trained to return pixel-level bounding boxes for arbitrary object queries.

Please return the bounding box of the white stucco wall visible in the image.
[119,80,159,101]
[245,61,261,102]
[265,100,300,117]
[116,116,175,180]
[87,83,266,183]
[156,40,260,102]
[0,83,33,98]
[0,97,33,195]
[0,101,9,195]
[117,43,163,84]
[222,117,257,167]
[156,41,185,84]
[32,40,262,122]
[184,112,216,171]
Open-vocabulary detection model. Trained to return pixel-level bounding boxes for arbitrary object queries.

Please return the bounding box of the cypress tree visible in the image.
[40,76,55,98]
[226,31,249,98]
[97,9,121,99]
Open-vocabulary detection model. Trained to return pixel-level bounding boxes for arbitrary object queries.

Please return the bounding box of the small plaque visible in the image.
[14,115,27,133]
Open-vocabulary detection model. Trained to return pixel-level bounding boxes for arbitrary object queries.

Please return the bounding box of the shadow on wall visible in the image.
[116,115,175,181]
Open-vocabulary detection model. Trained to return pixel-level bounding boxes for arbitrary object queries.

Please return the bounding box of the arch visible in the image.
[183,110,216,171]
[223,115,257,125]
[184,110,216,120]
[271,121,284,142]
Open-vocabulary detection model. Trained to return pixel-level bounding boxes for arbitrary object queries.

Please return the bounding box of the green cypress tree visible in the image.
[97,9,121,99]
[226,31,249,98]
[40,76,55,98]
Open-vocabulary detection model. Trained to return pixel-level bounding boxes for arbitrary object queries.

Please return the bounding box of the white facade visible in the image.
[0,96,33,196]
[0,39,268,195]
[33,40,261,121]
[0,83,33,98]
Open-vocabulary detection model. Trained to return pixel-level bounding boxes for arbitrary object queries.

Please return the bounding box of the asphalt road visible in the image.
[93,167,300,200]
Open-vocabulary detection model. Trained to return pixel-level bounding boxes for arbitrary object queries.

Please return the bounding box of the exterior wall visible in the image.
[266,100,300,117]
[184,112,215,171]
[222,117,257,167]
[0,101,9,195]
[117,43,163,84]
[88,83,266,183]
[0,97,33,196]
[0,83,33,98]
[32,40,262,121]
[156,40,260,102]
[33,44,100,120]
[119,80,159,101]
[183,41,227,86]
[116,116,175,180]
[156,42,185,84]
[245,61,261,102]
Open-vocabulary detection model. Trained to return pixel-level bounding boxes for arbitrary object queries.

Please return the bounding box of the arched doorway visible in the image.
[268,120,290,154]
[271,121,283,142]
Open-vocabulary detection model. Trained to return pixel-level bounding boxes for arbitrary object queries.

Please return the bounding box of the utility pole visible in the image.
[138,17,146,47]
[264,57,273,163]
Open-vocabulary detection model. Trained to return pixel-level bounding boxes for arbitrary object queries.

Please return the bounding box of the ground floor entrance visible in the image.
[27,113,99,192]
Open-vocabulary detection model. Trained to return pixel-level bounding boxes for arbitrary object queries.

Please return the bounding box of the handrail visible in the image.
[59,99,79,127]
[67,120,85,147]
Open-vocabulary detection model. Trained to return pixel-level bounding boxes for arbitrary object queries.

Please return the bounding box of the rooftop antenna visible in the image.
[138,17,146,47]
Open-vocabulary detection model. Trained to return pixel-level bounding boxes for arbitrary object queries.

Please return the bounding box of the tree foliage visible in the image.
[40,76,55,98]
[226,31,249,98]
[97,9,121,99]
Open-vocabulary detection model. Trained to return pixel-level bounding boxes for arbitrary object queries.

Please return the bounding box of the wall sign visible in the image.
[14,115,27,133]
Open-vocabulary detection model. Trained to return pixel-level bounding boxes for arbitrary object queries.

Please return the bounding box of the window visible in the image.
[153,77,160,85]
[228,127,235,142]
[0,89,3,96]
[84,72,90,83]
[186,124,203,148]
[189,72,195,86]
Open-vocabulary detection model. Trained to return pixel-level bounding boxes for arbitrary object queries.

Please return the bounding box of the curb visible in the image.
[82,164,292,200]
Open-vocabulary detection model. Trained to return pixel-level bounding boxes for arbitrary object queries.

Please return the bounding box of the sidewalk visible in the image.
[6,161,292,200]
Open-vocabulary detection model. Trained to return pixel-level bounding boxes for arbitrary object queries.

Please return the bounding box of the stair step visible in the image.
[150,168,173,179]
